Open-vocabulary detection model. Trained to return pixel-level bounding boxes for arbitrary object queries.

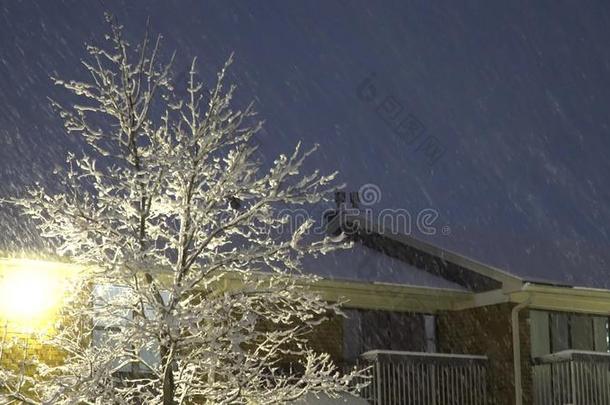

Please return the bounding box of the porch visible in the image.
[353,350,489,405]
[533,350,610,405]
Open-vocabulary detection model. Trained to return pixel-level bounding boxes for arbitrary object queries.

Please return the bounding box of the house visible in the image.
[2,2,610,404]
[3,203,610,405]
[288,205,610,405]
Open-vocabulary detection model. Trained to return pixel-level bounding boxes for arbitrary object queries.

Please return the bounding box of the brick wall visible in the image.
[3,304,540,404]
[0,332,65,399]
[437,303,532,405]
[254,312,345,368]
[1,331,65,368]
[304,314,344,363]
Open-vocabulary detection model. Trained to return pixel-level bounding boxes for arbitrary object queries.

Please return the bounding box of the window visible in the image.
[92,284,167,375]
[424,314,436,353]
[530,310,609,358]
[342,309,436,360]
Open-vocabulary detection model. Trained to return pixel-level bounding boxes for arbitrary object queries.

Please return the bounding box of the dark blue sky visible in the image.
[2,1,610,287]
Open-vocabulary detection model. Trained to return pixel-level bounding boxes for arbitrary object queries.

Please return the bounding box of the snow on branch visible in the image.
[4,15,365,405]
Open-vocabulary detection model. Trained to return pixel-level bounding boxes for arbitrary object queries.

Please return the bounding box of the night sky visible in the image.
[2,1,610,288]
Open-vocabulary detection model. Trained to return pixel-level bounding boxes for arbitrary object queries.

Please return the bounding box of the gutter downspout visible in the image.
[511,293,532,405]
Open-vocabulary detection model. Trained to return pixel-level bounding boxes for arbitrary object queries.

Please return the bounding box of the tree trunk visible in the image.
[161,344,175,405]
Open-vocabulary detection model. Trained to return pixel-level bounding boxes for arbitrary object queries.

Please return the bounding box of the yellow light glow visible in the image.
[0,259,78,332]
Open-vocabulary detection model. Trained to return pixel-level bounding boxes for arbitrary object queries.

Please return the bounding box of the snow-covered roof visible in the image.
[2,1,610,289]
[301,243,468,291]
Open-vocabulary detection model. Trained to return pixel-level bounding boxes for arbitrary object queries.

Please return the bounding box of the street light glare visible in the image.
[0,259,73,331]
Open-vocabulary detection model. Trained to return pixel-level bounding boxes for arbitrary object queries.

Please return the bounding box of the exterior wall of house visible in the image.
[303,309,435,366]
[0,331,64,399]
[305,314,344,363]
[253,312,344,369]
[0,330,65,369]
[437,303,532,405]
[0,336,64,369]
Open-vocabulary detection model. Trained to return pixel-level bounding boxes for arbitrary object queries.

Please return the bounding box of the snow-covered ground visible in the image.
[289,392,368,404]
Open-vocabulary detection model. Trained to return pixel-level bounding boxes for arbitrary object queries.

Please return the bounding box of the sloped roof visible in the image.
[2,1,610,288]
[301,243,468,291]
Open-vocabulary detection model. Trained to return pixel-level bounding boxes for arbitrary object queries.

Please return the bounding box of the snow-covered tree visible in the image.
[2,16,364,404]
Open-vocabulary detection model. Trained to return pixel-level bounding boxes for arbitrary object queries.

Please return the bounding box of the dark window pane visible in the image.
[530,310,550,358]
[592,316,608,352]
[570,315,594,351]
[550,312,569,352]
[342,309,428,358]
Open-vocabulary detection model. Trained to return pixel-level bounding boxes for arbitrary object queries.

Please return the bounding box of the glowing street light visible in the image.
[0,259,77,332]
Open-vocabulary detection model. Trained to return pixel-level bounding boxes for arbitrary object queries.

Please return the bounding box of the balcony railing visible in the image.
[353,350,489,405]
[533,350,610,405]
